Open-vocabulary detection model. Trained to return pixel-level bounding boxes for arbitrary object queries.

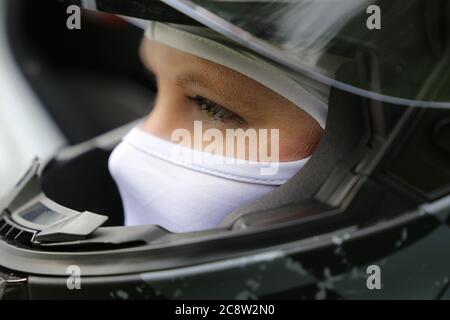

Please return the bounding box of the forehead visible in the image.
[142,40,250,82]
[140,39,285,104]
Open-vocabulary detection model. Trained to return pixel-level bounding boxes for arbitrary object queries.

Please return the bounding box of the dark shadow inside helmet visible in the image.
[41,148,124,227]
[6,0,155,145]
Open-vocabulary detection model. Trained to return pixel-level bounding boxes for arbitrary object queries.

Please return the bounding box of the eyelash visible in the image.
[188,96,247,125]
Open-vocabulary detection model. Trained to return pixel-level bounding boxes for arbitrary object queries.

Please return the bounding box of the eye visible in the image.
[188,95,247,125]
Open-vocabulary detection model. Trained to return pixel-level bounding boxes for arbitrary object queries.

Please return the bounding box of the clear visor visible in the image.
[161,0,450,109]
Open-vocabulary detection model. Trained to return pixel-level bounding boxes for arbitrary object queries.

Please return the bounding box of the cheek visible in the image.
[278,125,323,161]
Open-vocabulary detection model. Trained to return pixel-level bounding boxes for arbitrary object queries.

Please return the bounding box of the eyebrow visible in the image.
[175,69,256,113]
[175,71,226,97]
[141,45,238,106]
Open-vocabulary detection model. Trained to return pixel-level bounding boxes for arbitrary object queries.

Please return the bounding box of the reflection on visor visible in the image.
[161,0,450,108]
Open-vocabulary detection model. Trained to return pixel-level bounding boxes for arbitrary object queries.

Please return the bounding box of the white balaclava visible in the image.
[108,22,330,233]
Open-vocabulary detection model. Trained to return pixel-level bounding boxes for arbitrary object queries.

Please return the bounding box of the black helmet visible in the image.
[0,0,449,300]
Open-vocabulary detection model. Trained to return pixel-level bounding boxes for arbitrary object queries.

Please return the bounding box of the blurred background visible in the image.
[0,0,156,197]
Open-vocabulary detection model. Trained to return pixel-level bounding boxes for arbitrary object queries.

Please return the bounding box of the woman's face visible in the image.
[139,39,324,162]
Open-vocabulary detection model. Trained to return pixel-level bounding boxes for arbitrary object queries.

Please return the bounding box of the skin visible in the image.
[139,39,324,162]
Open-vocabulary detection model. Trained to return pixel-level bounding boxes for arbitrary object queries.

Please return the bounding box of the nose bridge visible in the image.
[143,83,195,140]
